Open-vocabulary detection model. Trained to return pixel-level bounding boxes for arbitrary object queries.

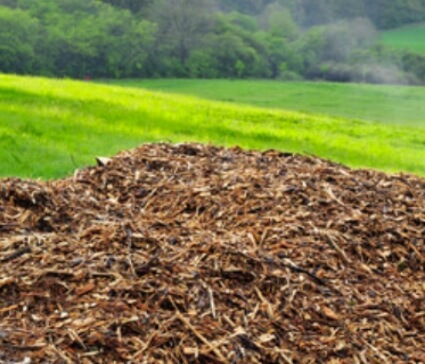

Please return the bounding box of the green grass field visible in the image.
[379,22,425,54]
[1,74,425,179]
[106,79,425,127]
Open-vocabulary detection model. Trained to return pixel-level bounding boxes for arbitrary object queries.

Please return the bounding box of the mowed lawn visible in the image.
[379,22,425,54]
[1,74,425,179]
[107,79,425,127]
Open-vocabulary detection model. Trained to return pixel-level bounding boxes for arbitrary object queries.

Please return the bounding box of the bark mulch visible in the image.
[1,143,425,363]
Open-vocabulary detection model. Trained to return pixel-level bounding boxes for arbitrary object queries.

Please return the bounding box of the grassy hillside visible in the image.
[106,79,425,127]
[379,22,425,54]
[1,74,425,179]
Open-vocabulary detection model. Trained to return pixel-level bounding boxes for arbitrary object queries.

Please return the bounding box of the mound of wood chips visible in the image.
[1,143,425,363]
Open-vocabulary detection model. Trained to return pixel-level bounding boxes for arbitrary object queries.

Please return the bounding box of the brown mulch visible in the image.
[1,143,425,364]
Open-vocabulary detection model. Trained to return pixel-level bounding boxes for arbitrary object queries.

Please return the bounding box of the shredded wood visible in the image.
[1,143,425,363]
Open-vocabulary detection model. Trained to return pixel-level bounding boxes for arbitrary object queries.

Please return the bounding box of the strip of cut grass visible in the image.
[1,74,425,179]
[105,79,425,127]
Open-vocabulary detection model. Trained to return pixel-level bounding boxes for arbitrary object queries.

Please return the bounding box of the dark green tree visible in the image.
[0,6,39,74]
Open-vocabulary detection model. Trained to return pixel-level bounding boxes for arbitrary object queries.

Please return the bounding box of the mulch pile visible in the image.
[1,143,425,363]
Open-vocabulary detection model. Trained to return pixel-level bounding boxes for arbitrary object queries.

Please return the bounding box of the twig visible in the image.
[175,311,228,363]
[264,254,327,286]
[0,246,31,263]
[254,287,274,320]
[313,228,351,264]
[208,287,217,319]
[326,235,352,264]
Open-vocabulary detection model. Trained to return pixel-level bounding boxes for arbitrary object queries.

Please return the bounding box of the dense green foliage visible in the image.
[1,74,425,179]
[216,0,425,29]
[106,79,425,126]
[0,0,155,78]
[0,0,424,83]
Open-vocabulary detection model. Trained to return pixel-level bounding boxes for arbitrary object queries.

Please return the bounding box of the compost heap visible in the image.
[1,143,424,364]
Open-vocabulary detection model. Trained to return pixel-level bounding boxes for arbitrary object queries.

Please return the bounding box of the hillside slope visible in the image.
[1,74,425,178]
[108,79,425,127]
[379,22,425,54]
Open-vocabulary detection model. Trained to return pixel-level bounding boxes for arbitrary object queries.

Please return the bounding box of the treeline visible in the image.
[216,0,425,29]
[1,0,424,84]
[102,0,425,29]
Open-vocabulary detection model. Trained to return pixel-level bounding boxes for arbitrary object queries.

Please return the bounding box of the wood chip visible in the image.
[1,142,425,363]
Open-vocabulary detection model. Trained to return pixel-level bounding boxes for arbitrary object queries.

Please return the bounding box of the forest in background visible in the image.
[1,0,425,84]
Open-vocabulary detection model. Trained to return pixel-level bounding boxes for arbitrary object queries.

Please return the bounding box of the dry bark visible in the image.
[1,143,424,363]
